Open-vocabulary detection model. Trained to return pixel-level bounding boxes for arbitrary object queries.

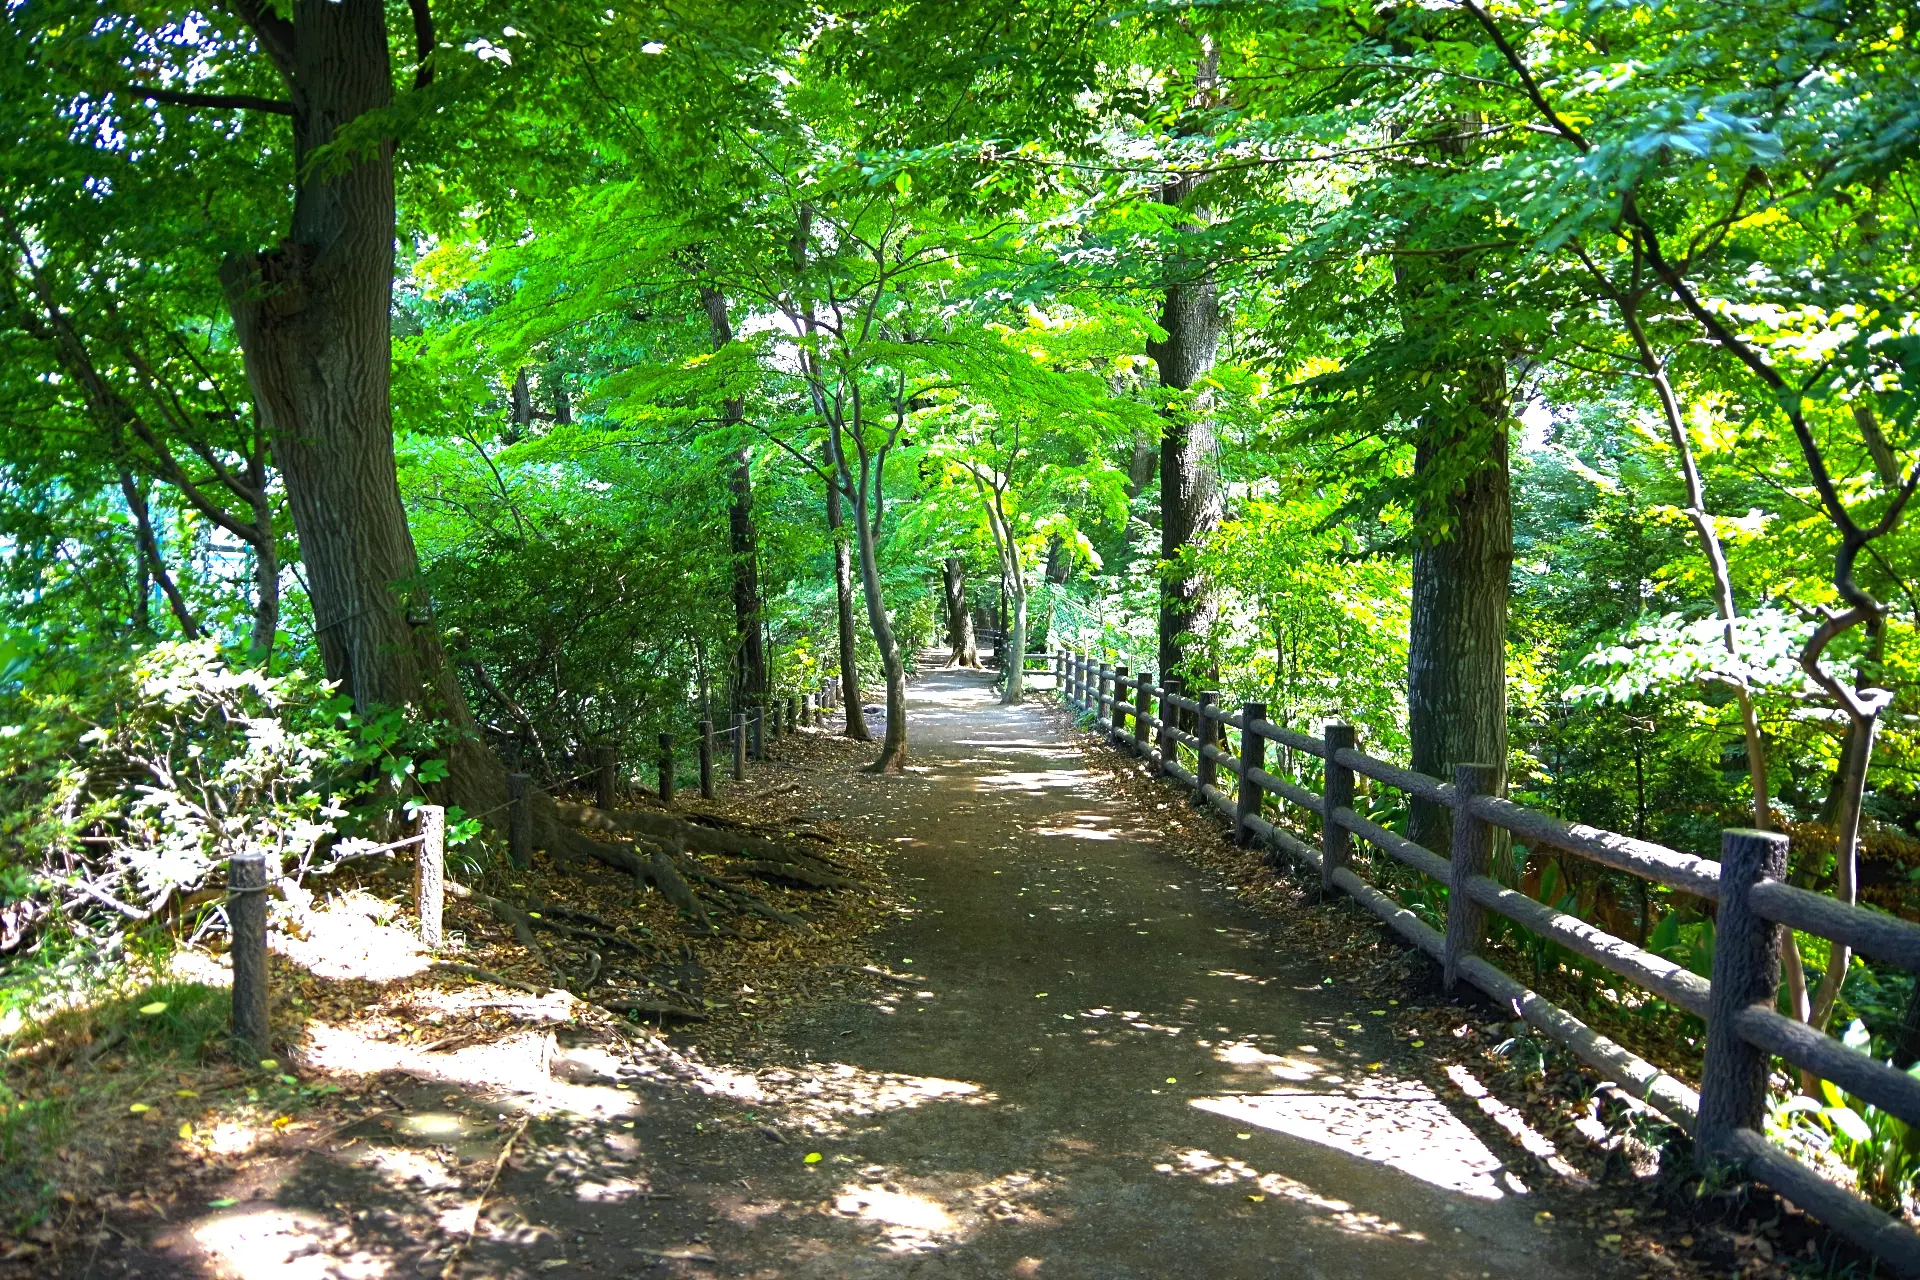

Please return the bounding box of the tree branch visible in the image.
[125,84,293,116]
[409,0,435,91]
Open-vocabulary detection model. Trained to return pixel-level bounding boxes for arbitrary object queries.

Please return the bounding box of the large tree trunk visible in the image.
[218,0,512,829]
[827,476,870,741]
[942,558,980,667]
[699,287,766,715]
[1149,174,1225,682]
[1406,367,1512,852]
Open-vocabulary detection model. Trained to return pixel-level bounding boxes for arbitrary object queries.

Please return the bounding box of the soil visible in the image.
[34,667,1668,1278]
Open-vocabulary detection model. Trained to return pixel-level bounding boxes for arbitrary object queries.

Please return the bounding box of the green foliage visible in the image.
[1772,1021,1920,1212]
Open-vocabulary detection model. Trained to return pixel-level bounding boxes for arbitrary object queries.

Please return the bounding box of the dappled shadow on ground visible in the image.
[66,668,1616,1280]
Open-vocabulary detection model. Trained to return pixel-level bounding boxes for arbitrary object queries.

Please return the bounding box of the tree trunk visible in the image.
[1004,576,1028,704]
[119,470,198,640]
[219,0,510,826]
[1149,173,1225,681]
[699,287,766,715]
[1406,367,1512,853]
[833,423,906,772]
[827,475,870,741]
[943,557,980,667]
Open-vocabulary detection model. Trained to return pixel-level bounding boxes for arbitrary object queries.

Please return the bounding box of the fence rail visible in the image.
[1054,648,1920,1275]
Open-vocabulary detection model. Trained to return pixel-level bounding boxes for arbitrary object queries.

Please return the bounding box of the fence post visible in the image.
[415,805,445,947]
[594,744,618,810]
[1110,665,1129,740]
[228,851,269,1060]
[507,772,533,869]
[1159,676,1183,775]
[1236,702,1267,847]
[698,720,715,798]
[785,695,797,734]
[802,693,815,728]
[750,708,764,760]
[1320,723,1355,894]
[1197,692,1219,793]
[731,712,747,781]
[1134,673,1153,756]
[1698,827,1791,1163]
[1444,763,1500,991]
[658,732,676,804]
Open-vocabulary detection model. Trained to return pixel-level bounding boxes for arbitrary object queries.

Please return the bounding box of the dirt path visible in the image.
[92,668,1621,1279]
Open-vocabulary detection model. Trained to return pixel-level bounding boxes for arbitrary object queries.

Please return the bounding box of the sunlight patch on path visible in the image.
[1155,1147,1426,1241]
[193,1207,390,1279]
[1191,1085,1509,1200]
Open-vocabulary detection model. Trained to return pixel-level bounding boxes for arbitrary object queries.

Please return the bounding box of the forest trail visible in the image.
[109,669,1625,1280]
[690,666,1616,1279]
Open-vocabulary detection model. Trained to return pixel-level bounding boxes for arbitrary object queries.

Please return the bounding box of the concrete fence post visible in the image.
[788,695,799,734]
[415,805,445,948]
[1236,702,1267,847]
[594,744,618,811]
[507,772,533,869]
[1444,763,1501,991]
[1320,723,1355,894]
[698,720,715,798]
[1158,675,1182,773]
[1134,672,1153,755]
[228,851,270,1060]
[1197,692,1220,793]
[1698,827,1791,1162]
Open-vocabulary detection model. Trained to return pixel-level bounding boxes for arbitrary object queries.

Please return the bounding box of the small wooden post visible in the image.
[1197,692,1220,792]
[1699,827,1791,1163]
[788,695,799,734]
[1444,763,1500,991]
[415,805,445,947]
[657,732,676,804]
[698,720,715,798]
[1134,672,1153,756]
[1235,702,1267,846]
[228,851,270,1060]
[594,744,618,810]
[1320,723,1355,893]
[1159,675,1183,774]
[507,772,533,869]
[750,708,764,760]
[731,712,747,781]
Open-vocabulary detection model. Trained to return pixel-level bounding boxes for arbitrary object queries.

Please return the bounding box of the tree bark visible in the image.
[831,404,906,772]
[699,287,766,716]
[118,470,198,640]
[827,469,870,741]
[1149,173,1225,681]
[218,0,505,821]
[942,558,980,667]
[1406,366,1512,853]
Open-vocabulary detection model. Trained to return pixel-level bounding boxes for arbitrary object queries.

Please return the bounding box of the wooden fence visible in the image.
[1054,648,1920,1273]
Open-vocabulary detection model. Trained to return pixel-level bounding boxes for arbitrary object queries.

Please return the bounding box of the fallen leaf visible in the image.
[138,1002,168,1016]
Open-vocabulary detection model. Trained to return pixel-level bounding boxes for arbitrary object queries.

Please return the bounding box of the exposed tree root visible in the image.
[431,961,546,996]
[729,859,865,891]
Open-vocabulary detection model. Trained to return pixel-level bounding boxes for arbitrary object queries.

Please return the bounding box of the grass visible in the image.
[0,978,232,1231]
